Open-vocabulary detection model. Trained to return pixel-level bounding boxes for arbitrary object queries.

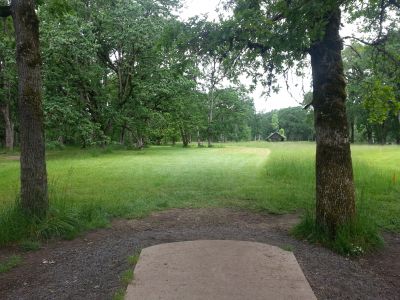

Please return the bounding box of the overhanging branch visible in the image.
[343,35,400,67]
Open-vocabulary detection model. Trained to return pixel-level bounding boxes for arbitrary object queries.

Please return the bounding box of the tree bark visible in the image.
[197,128,201,147]
[180,126,190,147]
[120,124,126,145]
[207,80,216,148]
[310,8,355,236]
[11,0,48,217]
[0,103,14,151]
[366,125,373,144]
[207,94,214,148]
[136,134,144,149]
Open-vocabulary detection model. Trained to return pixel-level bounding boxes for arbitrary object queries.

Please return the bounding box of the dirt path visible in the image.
[0,208,399,300]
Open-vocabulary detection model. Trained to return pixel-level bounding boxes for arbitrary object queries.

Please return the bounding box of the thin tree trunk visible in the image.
[367,126,373,144]
[120,124,126,145]
[136,133,144,149]
[380,123,387,145]
[207,117,213,147]
[0,103,14,151]
[310,8,355,236]
[207,88,215,148]
[180,126,189,147]
[197,128,201,147]
[12,0,48,217]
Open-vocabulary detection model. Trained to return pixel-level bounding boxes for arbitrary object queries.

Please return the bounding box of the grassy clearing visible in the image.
[0,143,399,248]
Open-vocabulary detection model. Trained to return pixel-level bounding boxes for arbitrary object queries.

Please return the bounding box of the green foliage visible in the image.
[0,255,22,274]
[364,80,397,125]
[46,141,66,151]
[271,113,279,131]
[343,30,400,144]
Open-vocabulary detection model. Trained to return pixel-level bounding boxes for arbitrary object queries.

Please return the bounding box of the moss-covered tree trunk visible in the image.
[12,0,48,217]
[310,8,355,236]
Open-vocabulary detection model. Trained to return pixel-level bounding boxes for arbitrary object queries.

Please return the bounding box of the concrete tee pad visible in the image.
[125,240,316,300]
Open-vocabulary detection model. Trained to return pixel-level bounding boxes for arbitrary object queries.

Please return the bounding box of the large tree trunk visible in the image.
[310,8,355,236]
[12,0,48,217]
[0,103,14,151]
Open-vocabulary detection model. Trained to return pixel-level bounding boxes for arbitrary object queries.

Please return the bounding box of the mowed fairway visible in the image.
[0,143,399,242]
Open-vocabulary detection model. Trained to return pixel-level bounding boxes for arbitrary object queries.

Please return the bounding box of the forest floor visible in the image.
[0,208,399,300]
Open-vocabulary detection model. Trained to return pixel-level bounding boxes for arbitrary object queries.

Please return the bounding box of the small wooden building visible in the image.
[267,132,286,142]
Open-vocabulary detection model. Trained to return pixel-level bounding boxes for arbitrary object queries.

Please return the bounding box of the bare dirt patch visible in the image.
[0,208,398,300]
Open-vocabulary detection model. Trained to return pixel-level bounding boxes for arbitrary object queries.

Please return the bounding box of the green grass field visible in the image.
[0,142,399,245]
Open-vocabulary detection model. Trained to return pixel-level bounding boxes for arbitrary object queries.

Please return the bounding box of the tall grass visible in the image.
[292,210,384,256]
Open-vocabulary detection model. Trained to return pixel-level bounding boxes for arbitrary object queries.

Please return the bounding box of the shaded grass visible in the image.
[0,255,22,274]
[0,143,399,248]
[19,240,41,252]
